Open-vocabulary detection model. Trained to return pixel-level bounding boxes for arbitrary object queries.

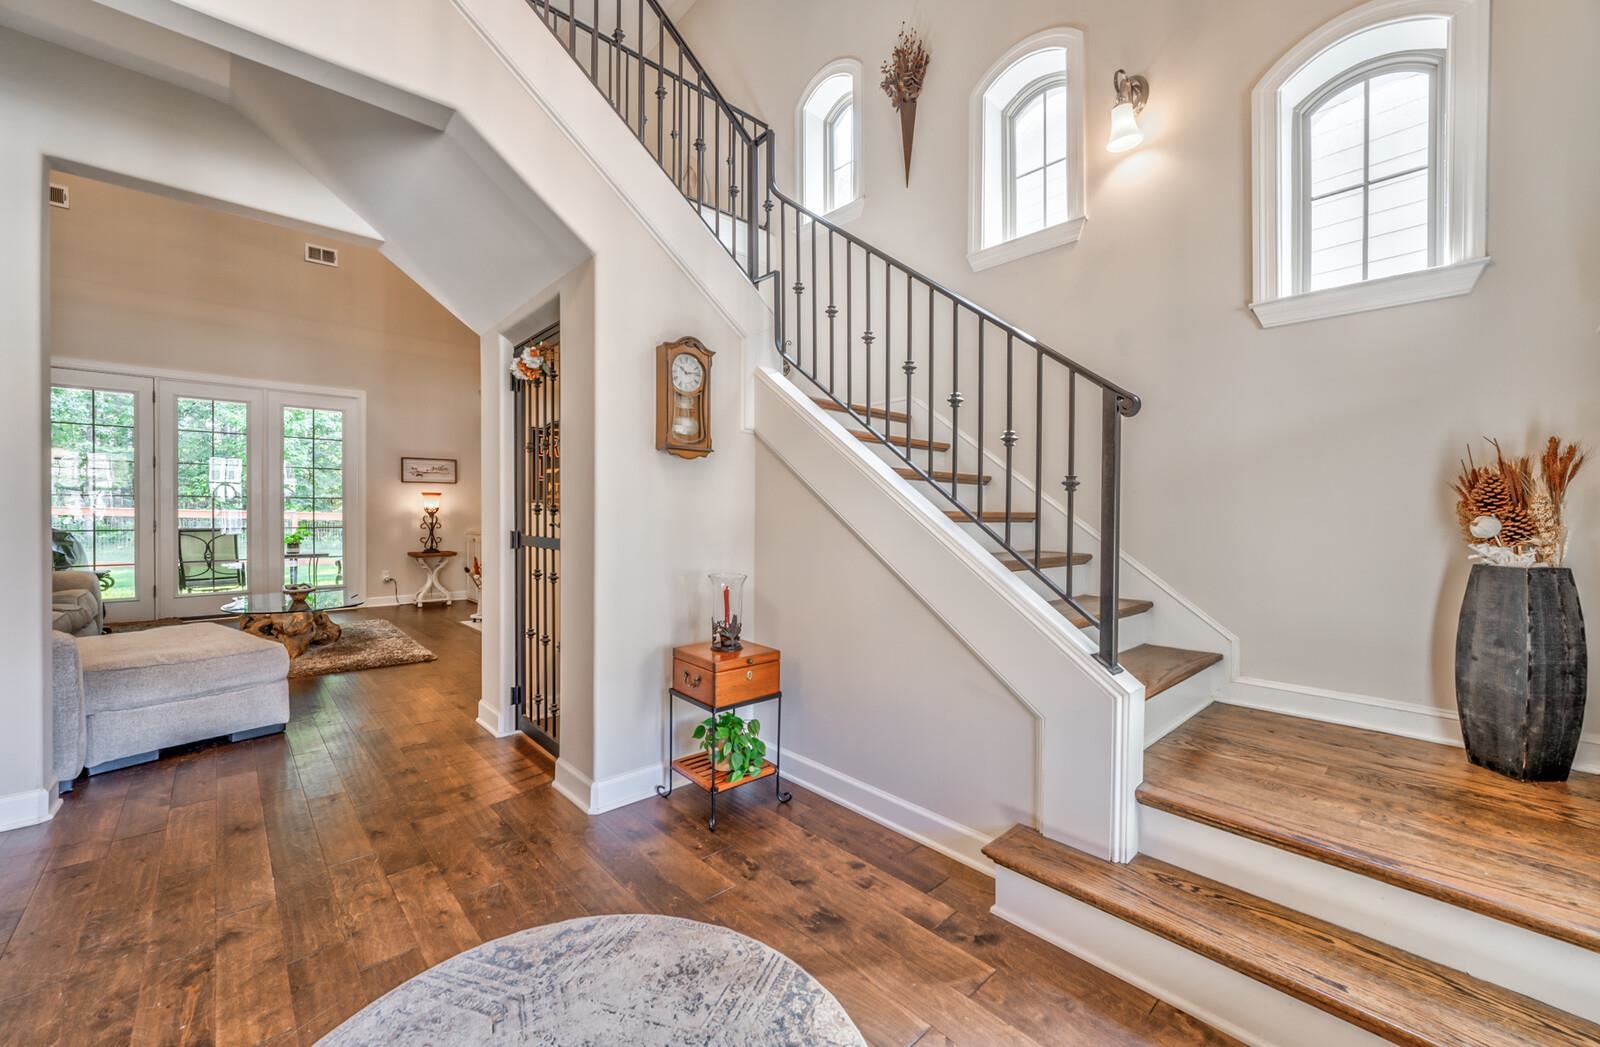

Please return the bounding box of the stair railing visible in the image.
[524,0,1141,672]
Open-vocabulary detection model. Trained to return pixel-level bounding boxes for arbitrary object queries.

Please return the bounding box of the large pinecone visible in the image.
[1466,471,1513,519]
[1496,505,1538,547]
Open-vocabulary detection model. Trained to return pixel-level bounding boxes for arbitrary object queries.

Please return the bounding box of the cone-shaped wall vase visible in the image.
[898,101,917,187]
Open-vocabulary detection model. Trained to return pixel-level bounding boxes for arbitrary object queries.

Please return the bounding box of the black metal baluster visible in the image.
[655,17,665,165]
[694,77,705,212]
[845,244,853,408]
[792,213,804,375]
[1003,333,1015,550]
[976,322,985,521]
[926,285,934,477]
[778,198,787,363]
[713,106,721,245]
[1065,371,1078,589]
[883,261,892,446]
[862,254,872,423]
[949,299,960,502]
[826,229,837,391]
[636,0,646,141]
[1099,389,1124,670]
[810,217,818,376]
[1034,350,1043,568]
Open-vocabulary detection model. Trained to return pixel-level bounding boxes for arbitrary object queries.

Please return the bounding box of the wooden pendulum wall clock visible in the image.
[656,336,714,459]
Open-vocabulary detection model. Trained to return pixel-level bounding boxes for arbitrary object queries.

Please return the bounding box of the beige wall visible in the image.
[48,172,482,607]
[683,0,1600,733]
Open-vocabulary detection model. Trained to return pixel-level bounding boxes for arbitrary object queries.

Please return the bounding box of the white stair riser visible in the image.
[993,869,1389,1047]
[1136,806,1600,1023]
[1143,671,1223,745]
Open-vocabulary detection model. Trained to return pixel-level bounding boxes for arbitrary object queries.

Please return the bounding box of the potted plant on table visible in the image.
[284,523,312,556]
[1453,437,1587,781]
[693,711,767,784]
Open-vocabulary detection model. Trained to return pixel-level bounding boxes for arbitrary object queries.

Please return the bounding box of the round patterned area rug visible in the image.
[318,914,866,1047]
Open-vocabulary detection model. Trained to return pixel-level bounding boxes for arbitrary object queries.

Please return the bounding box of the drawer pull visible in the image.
[684,670,703,688]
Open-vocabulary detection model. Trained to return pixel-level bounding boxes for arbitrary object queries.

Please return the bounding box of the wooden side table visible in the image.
[407,549,457,607]
[657,641,791,830]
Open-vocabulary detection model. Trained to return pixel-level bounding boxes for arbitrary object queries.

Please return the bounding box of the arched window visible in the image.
[1251,0,1489,326]
[823,94,855,213]
[798,61,862,218]
[969,29,1085,272]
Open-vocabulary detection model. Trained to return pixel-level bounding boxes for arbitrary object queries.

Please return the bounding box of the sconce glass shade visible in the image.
[421,491,442,511]
[1107,101,1143,152]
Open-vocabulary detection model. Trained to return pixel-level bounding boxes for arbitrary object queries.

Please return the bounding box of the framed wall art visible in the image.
[400,457,458,484]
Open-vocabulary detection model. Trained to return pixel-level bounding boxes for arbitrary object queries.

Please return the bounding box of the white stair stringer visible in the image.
[755,369,1145,861]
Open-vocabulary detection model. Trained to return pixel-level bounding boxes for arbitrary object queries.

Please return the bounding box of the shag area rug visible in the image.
[318,914,865,1047]
[287,618,435,678]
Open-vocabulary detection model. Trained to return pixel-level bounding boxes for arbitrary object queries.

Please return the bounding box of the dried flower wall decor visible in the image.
[880,25,930,186]
[1453,437,1585,567]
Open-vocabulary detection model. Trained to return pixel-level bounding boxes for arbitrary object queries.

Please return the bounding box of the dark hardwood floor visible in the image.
[0,605,1235,1046]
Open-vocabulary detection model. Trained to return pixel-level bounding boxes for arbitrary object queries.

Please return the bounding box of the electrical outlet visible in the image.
[382,569,392,582]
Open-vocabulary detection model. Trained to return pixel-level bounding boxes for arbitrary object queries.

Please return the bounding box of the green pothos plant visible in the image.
[694,711,766,783]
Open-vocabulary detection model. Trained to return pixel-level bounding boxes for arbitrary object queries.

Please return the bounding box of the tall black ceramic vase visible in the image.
[1455,564,1587,781]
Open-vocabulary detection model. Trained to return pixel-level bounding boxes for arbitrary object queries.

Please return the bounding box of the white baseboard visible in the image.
[0,786,59,833]
[992,869,1385,1047]
[1139,805,1600,1022]
[780,751,995,875]
[551,760,594,813]
[1218,676,1600,774]
[366,588,472,608]
[590,763,666,814]
[475,698,514,738]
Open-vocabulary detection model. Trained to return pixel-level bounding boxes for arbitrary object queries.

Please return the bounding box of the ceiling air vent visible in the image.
[48,184,69,209]
[304,243,339,267]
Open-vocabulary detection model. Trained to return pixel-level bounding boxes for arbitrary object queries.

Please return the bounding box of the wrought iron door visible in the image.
[511,335,560,754]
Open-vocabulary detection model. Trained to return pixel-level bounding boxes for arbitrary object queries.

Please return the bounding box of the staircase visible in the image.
[512,3,1600,1044]
[519,0,1227,726]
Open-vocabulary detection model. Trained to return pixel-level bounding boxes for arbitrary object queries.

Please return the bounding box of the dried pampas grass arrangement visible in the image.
[1453,436,1584,566]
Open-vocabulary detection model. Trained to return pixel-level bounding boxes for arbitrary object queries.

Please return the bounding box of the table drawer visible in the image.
[672,656,780,708]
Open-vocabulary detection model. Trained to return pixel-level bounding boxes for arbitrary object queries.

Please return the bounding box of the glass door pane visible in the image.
[50,387,138,605]
[282,405,345,590]
[174,395,251,601]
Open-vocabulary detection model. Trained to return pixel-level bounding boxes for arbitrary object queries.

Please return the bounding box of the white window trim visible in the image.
[1250,0,1491,328]
[968,28,1087,273]
[822,93,855,214]
[796,58,864,221]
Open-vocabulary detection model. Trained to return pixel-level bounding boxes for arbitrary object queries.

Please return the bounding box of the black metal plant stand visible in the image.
[657,687,791,830]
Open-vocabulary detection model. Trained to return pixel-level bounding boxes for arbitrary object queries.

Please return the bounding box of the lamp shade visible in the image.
[1107,101,1143,153]
[421,490,442,510]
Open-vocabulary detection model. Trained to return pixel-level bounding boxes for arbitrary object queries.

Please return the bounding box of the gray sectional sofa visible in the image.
[52,622,291,789]
[52,570,104,637]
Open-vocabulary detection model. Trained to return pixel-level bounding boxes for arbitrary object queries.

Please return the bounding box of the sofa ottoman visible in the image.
[74,622,290,775]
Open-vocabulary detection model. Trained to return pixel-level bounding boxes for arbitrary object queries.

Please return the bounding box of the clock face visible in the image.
[670,352,704,394]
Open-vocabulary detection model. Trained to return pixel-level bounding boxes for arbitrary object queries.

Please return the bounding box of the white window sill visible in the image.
[1250,257,1490,328]
[800,196,865,228]
[967,215,1086,273]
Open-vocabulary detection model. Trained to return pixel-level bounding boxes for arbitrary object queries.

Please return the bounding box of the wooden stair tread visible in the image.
[850,429,950,452]
[1140,705,1600,953]
[982,826,1600,1047]
[812,396,911,424]
[1048,596,1152,630]
[991,550,1091,571]
[893,467,991,486]
[1118,644,1223,698]
[946,509,1038,523]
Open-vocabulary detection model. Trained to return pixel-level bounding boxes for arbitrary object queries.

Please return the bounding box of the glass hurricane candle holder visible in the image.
[709,572,746,652]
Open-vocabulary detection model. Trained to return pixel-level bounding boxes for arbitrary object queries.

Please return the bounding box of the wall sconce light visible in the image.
[420,491,443,552]
[1107,69,1149,153]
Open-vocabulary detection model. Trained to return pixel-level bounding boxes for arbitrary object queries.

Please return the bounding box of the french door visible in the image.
[156,380,267,618]
[49,369,155,623]
[50,366,363,622]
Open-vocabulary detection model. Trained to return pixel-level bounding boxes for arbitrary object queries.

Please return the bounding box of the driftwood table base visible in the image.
[238,609,343,659]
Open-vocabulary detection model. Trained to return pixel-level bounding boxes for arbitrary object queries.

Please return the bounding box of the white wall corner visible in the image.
[551,759,595,814]
[0,787,59,833]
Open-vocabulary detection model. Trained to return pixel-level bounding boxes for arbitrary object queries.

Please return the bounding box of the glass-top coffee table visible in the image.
[220,589,363,659]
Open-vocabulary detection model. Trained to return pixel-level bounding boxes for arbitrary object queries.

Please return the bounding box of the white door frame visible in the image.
[48,367,156,623]
[264,389,367,603]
